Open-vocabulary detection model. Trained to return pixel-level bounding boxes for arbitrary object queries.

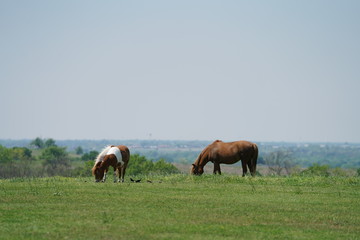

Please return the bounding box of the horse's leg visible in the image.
[113,166,117,183]
[102,168,108,182]
[120,163,127,182]
[118,165,123,182]
[213,163,217,174]
[213,162,221,174]
[118,166,123,182]
[241,160,248,177]
[247,161,255,176]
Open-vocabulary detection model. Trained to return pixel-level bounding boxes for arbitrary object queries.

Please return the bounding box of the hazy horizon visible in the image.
[1,1,360,143]
[1,138,359,145]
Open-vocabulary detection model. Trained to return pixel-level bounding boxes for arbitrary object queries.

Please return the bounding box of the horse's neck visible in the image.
[196,154,210,167]
[99,160,110,169]
[200,158,210,167]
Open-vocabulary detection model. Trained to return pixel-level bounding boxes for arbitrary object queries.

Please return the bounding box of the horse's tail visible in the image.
[125,147,130,160]
[251,144,258,175]
[122,146,130,165]
[94,145,112,166]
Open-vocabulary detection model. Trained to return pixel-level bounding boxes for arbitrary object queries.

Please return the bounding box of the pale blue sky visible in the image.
[1,0,359,142]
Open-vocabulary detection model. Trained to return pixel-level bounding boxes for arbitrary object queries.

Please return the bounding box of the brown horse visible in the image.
[191,140,258,176]
[92,145,130,182]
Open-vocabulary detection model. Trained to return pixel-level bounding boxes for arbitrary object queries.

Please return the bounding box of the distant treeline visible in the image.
[1,139,360,169]
[0,138,179,178]
[259,142,360,169]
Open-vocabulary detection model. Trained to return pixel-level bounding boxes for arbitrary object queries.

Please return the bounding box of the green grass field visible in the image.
[1,175,359,240]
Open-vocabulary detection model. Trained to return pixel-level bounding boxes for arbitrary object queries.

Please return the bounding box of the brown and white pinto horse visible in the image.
[191,140,258,176]
[92,145,130,182]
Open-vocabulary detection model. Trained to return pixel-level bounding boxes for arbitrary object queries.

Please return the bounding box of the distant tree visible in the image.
[23,147,32,158]
[39,146,69,168]
[257,155,265,164]
[44,138,56,148]
[75,146,84,155]
[81,151,99,161]
[0,145,12,163]
[30,137,44,149]
[0,146,36,178]
[264,151,294,175]
[11,147,32,160]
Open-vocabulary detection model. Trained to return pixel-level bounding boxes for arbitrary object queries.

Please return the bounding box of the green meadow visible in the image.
[0,175,359,240]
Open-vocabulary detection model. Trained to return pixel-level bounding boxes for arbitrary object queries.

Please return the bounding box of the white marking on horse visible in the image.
[106,147,123,165]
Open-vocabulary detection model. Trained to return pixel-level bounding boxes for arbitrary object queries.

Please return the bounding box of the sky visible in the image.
[1,0,360,142]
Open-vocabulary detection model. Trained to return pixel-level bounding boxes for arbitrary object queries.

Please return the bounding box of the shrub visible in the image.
[0,145,12,163]
[11,147,32,160]
[72,160,94,177]
[39,146,71,176]
[330,167,349,177]
[81,151,99,161]
[153,159,180,174]
[301,164,330,177]
[127,154,179,176]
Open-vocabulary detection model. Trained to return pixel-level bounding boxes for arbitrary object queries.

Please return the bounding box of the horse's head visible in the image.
[191,164,204,175]
[92,166,105,182]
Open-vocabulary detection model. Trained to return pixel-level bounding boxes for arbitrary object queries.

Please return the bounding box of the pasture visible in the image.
[0,175,359,239]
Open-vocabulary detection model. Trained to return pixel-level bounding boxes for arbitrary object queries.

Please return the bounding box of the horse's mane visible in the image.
[194,146,209,166]
[194,153,201,166]
[194,140,222,166]
[94,145,113,165]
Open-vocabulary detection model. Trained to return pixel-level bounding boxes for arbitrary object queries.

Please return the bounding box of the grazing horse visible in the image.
[92,145,130,182]
[191,140,258,176]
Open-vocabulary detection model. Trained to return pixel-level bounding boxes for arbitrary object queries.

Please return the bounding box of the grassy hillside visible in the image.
[1,175,359,239]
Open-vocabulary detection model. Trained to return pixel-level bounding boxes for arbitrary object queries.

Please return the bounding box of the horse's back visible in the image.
[233,141,256,150]
[210,140,256,159]
[117,145,129,153]
[212,140,253,150]
[232,141,257,155]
